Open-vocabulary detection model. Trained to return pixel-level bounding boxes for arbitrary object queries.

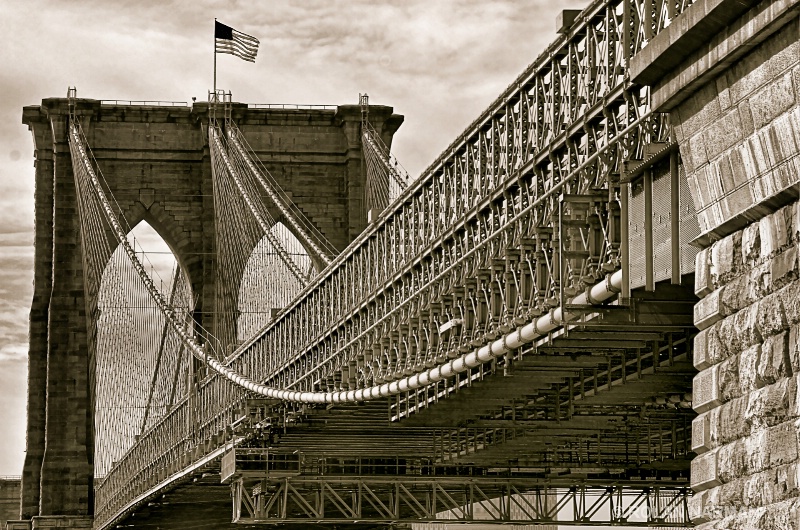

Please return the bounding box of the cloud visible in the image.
[0,232,32,245]
[0,233,34,319]
[0,310,30,351]
[0,0,582,177]
[0,343,27,364]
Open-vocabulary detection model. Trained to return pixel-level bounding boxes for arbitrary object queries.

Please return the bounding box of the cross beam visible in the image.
[231,475,691,526]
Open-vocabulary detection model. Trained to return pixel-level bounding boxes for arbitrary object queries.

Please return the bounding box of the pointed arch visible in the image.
[237,221,312,341]
[119,200,200,290]
[93,220,193,478]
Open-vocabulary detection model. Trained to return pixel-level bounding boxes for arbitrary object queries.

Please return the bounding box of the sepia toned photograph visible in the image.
[1,0,799,529]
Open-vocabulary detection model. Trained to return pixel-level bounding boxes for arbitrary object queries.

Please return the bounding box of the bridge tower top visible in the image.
[19,90,403,521]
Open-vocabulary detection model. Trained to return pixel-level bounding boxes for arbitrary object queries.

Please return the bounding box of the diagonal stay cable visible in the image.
[362,120,409,192]
[209,122,310,286]
[227,122,337,262]
[229,120,338,256]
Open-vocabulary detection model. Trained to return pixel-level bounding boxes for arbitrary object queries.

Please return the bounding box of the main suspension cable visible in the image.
[70,118,622,405]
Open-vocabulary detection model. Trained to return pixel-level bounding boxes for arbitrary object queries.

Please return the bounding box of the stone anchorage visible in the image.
[18,96,402,525]
[633,0,800,528]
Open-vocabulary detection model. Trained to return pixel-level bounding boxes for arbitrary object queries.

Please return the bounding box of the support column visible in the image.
[643,168,654,292]
[198,138,222,355]
[38,104,93,518]
[19,111,54,521]
[670,149,681,284]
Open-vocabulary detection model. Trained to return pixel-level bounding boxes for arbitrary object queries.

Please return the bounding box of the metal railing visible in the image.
[248,103,338,110]
[99,100,188,107]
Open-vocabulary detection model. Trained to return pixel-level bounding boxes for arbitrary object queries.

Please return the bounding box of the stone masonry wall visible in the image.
[19,112,53,520]
[1,479,21,528]
[672,16,800,236]
[666,11,800,530]
[19,98,402,522]
[691,201,800,527]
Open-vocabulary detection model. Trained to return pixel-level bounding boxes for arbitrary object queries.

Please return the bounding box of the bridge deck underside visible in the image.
[269,282,696,472]
[121,281,696,528]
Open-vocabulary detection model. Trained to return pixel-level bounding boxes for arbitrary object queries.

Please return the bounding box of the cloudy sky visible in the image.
[0,0,587,479]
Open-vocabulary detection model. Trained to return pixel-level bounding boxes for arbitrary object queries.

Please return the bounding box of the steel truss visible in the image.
[401,326,695,466]
[361,93,410,216]
[231,475,690,526]
[92,0,699,527]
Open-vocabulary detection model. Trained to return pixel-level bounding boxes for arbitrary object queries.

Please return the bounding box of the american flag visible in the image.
[215,21,259,63]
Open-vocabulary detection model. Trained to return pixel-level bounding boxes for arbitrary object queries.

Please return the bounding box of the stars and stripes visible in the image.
[215,21,259,63]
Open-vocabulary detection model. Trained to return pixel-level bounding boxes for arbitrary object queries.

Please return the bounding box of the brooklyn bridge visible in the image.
[5,0,800,528]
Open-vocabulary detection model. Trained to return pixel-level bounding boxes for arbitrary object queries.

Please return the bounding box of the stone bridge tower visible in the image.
[632,1,800,527]
[19,96,402,526]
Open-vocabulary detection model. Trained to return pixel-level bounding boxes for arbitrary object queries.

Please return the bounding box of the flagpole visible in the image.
[213,18,217,99]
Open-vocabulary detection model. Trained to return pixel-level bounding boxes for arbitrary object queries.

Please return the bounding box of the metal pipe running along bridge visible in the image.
[15,0,800,528]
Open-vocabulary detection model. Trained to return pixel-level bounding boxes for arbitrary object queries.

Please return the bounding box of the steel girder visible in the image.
[231,475,691,527]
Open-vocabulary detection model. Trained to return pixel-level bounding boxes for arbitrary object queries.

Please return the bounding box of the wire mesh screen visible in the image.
[628,158,702,290]
[629,181,646,290]
[237,222,312,341]
[652,161,673,284]
[679,162,700,274]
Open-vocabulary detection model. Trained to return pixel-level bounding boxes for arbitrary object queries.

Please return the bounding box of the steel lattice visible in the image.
[79,0,700,526]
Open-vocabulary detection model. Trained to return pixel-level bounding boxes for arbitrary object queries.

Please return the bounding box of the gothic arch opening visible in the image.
[237,221,311,341]
[93,220,193,477]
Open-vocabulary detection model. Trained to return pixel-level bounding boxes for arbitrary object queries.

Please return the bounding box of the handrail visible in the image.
[248,103,338,110]
[100,100,188,107]
[73,113,626,405]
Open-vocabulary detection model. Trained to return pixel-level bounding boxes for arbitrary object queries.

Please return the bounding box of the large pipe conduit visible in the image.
[303,270,622,403]
[224,269,622,404]
[71,121,623,405]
